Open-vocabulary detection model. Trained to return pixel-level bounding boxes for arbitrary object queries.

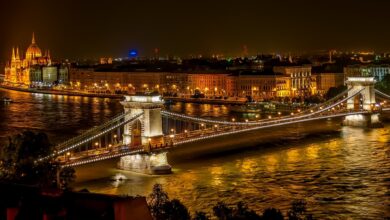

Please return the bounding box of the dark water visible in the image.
[0,88,389,219]
[0,89,122,144]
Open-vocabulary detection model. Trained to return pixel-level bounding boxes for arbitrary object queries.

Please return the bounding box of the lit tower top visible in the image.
[25,32,42,60]
[16,47,20,60]
[11,47,15,61]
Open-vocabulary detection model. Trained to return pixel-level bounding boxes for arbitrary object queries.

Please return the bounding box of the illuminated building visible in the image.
[4,33,68,86]
[234,73,291,100]
[100,57,113,64]
[344,64,390,82]
[187,72,230,97]
[314,73,344,94]
[273,65,316,97]
[69,68,187,94]
[4,33,51,85]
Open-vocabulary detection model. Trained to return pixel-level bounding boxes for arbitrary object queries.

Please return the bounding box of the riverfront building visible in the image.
[344,64,390,82]
[233,72,291,100]
[69,67,294,100]
[273,65,317,97]
[69,67,187,94]
[4,33,68,86]
[314,72,345,94]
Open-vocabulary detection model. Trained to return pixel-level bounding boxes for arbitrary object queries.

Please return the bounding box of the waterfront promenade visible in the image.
[0,84,250,105]
[0,84,123,99]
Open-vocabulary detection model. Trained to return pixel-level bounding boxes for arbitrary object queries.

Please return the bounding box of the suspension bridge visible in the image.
[40,77,390,175]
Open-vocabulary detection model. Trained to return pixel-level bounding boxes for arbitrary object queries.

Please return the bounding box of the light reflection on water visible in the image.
[78,126,390,219]
[0,89,389,219]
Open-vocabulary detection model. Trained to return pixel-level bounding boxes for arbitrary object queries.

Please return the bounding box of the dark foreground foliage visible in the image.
[148,184,315,220]
[0,131,75,189]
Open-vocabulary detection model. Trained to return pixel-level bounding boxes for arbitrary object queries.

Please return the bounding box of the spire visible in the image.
[12,47,15,61]
[16,47,20,60]
[32,32,36,44]
[47,50,51,59]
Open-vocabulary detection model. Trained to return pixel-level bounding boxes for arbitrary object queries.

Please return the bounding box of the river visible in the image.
[0,88,389,219]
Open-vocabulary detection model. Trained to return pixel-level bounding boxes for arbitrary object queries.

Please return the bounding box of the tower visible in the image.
[120,93,164,149]
[346,77,376,111]
[16,47,20,60]
[32,32,36,44]
[343,76,382,128]
[11,47,15,61]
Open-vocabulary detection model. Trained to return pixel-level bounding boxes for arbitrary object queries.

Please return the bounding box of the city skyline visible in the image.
[1,0,390,61]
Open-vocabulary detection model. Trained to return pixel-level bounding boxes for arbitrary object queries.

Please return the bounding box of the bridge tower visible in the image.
[346,77,376,111]
[343,77,382,127]
[119,93,171,174]
[120,93,165,148]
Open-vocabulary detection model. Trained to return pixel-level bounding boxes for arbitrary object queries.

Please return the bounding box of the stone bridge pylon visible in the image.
[120,93,165,149]
[118,93,171,174]
[343,77,382,127]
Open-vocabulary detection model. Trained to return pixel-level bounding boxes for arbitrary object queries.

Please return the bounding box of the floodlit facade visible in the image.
[344,64,390,82]
[4,33,68,86]
[273,65,316,97]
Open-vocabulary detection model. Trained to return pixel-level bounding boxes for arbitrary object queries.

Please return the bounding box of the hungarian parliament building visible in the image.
[4,33,68,86]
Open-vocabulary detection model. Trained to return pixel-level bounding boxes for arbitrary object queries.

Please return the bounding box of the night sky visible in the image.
[1,0,390,61]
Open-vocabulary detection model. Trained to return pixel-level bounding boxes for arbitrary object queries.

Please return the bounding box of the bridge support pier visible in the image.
[343,113,383,128]
[117,152,172,175]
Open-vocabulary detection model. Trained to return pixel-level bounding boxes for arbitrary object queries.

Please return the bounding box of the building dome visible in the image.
[25,33,42,60]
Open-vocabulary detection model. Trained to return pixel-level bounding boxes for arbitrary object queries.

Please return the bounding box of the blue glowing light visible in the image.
[129,49,138,57]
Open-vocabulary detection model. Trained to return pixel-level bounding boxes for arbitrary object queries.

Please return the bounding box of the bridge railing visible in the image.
[161,88,364,127]
[375,89,390,100]
[299,88,350,115]
[54,111,130,150]
[171,110,367,146]
[38,112,144,162]
[56,112,144,154]
[63,146,145,167]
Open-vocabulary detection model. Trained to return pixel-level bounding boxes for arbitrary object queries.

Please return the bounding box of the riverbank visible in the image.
[164,96,247,105]
[0,84,124,99]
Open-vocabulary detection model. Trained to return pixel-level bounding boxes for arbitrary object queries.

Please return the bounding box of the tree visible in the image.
[147,184,170,219]
[162,199,190,220]
[213,202,233,220]
[376,74,390,94]
[0,131,60,187]
[287,200,313,220]
[262,208,284,220]
[233,201,261,220]
[212,201,261,220]
[325,85,347,100]
[193,211,209,220]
